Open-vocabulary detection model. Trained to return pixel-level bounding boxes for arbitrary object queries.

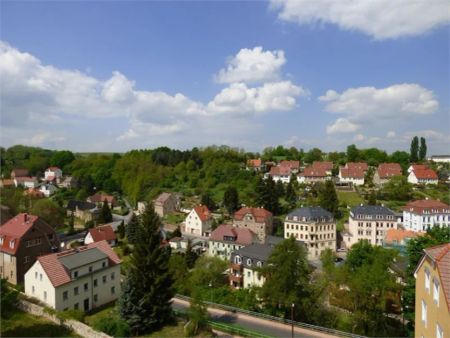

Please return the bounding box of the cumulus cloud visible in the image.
[326,118,360,134]
[215,46,286,84]
[270,0,450,39]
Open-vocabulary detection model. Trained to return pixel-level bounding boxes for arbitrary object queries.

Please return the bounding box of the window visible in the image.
[102,275,107,284]
[102,261,106,268]
[234,255,241,264]
[94,294,98,302]
[433,279,440,305]
[257,261,262,268]
[111,272,115,280]
[40,273,43,281]
[32,286,35,294]
[74,286,79,295]
[111,286,115,295]
[74,303,79,310]
[247,271,251,277]
[421,300,427,327]
[44,291,47,300]
[425,269,430,292]
[35,271,38,279]
[73,271,78,278]
[93,279,98,287]
[9,240,15,249]
[436,323,443,338]
[89,266,93,273]
[84,283,88,291]
[0,237,3,245]
[63,291,68,301]
[246,258,252,266]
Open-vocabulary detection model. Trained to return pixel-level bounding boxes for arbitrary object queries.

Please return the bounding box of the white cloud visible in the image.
[403,130,450,142]
[386,130,396,138]
[215,47,286,84]
[320,83,439,124]
[326,118,360,134]
[353,134,365,141]
[270,0,450,39]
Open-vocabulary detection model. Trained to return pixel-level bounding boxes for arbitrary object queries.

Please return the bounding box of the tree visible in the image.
[119,204,174,335]
[304,148,323,164]
[99,200,113,224]
[185,290,209,336]
[189,256,228,289]
[419,137,427,161]
[1,278,18,318]
[382,176,412,201]
[200,192,216,211]
[259,237,311,318]
[117,220,125,239]
[169,254,189,294]
[185,239,198,269]
[346,144,360,162]
[410,136,419,163]
[68,213,75,234]
[125,213,139,244]
[389,151,410,171]
[318,181,339,216]
[285,179,297,208]
[262,176,281,215]
[255,176,268,208]
[172,225,182,238]
[50,150,75,170]
[223,186,239,214]
[275,180,285,199]
[367,191,377,205]
[31,199,64,227]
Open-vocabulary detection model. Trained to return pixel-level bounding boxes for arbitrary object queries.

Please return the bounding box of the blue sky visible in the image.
[1,1,449,153]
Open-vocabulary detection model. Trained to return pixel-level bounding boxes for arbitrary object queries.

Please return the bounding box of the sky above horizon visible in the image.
[1,0,449,154]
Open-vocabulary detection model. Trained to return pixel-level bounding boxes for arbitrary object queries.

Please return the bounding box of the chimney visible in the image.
[24,214,29,223]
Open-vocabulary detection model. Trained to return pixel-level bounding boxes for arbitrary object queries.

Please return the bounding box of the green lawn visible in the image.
[337,191,364,207]
[1,309,79,337]
[84,302,118,328]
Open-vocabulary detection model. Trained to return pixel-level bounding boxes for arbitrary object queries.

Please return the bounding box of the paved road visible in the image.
[112,198,134,225]
[172,298,339,338]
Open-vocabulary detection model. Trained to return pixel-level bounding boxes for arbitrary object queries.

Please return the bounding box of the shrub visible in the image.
[94,316,130,337]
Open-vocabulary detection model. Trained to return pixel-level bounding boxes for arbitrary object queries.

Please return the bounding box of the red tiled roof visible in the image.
[412,168,438,180]
[346,162,368,171]
[403,199,449,215]
[0,214,53,255]
[88,225,116,243]
[210,224,255,246]
[47,166,61,171]
[193,205,211,222]
[1,179,15,186]
[423,244,450,311]
[88,193,117,205]
[301,166,328,177]
[269,166,292,176]
[38,240,121,288]
[11,169,29,177]
[340,167,365,179]
[312,161,333,170]
[14,176,37,183]
[377,163,402,179]
[279,160,300,170]
[410,164,429,171]
[247,159,262,167]
[24,188,45,198]
[234,207,272,223]
[385,229,423,244]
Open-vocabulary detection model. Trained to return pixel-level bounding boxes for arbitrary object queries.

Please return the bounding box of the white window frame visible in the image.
[425,269,430,292]
[436,323,443,338]
[421,299,427,328]
[433,279,439,306]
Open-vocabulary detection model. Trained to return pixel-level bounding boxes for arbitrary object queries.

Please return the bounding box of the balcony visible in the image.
[230,263,243,271]
[229,274,243,283]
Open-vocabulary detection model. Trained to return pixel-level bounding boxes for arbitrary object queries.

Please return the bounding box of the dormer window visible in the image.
[73,271,78,279]
[9,240,15,249]
[0,237,3,245]
[246,258,252,266]
[257,261,262,268]
[234,256,242,264]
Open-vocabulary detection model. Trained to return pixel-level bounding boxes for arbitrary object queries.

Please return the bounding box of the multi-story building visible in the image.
[84,225,117,247]
[208,224,256,260]
[279,160,300,174]
[284,207,336,260]
[345,205,399,247]
[24,240,121,312]
[414,243,449,338]
[185,205,213,237]
[229,243,274,289]
[373,163,402,186]
[265,166,292,183]
[44,166,63,183]
[66,200,99,223]
[153,192,179,217]
[233,207,273,243]
[246,159,265,172]
[0,213,59,284]
[408,168,439,185]
[338,162,367,186]
[297,166,330,184]
[87,193,117,208]
[403,199,450,232]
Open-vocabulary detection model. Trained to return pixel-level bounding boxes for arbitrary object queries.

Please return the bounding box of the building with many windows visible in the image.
[24,240,121,312]
[185,205,213,237]
[233,207,273,243]
[403,199,450,232]
[284,207,336,260]
[208,224,256,260]
[414,243,449,338]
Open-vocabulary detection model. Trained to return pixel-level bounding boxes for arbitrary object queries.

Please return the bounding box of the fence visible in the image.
[175,294,366,338]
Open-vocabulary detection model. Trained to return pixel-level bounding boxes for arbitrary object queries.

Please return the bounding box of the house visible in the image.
[279,160,300,173]
[185,205,213,237]
[383,229,423,253]
[87,193,117,208]
[345,205,399,247]
[265,166,292,183]
[408,164,429,173]
[297,166,330,184]
[414,243,450,338]
[403,199,450,232]
[233,207,273,243]
[136,201,148,215]
[24,240,121,312]
[338,167,365,186]
[44,167,63,183]
[58,176,77,189]
[154,192,179,217]
[429,155,450,163]
[84,225,117,247]
[14,177,38,189]
[408,168,438,185]
[373,163,403,185]
[0,179,15,188]
[346,162,369,172]
[229,243,274,289]
[0,213,59,284]
[284,206,336,260]
[312,161,333,175]
[208,224,256,260]
[169,237,205,254]
[67,200,99,223]
[246,159,265,172]
[11,168,29,179]
[39,184,57,197]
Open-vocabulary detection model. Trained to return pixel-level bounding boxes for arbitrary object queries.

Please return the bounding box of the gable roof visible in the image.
[300,166,328,177]
[14,176,37,183]
[286,206,333,222]
[346,162,368,171]
[247,159,262,167]
[339,167,365,179]
[11,168,29,177]
[351,205,395,217]
[279,160,300,170]
[312,161,333,170]
[88,193,117,205]
[193,205,211,222]
[37,240,121,288]
[410,164,429,172]
[46,166,61,171]
[155,192,173,205]
[88,225,116,243]
[403,199,449,215]
[377,163,402,179]
[385,229,422,244]
[0,213,54,255]
[234,207,272,223]
[231,243,274,265]
[411,168,438,180]
[269,166,292,176]
[210,224,255,246]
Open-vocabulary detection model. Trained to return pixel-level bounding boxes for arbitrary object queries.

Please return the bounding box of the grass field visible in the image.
[1,309,79,337]
[337,191,364,207]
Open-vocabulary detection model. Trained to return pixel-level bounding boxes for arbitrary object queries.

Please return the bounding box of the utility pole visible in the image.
[291,303,295,338]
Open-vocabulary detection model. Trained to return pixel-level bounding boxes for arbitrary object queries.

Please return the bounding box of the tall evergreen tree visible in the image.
[275,180,285,199]
[200,191,216,211]
[223,186,239,214]
[285,179,297,208]
[255,176,268,208]
[99,200,113,224]
[410,136,419,163]
[119,204,174,335]
[318,181,339,216]
[419,137,427,161]
[264,176,281,215]
[125,213,139,244]
[117,220,125,239]
[185,239,198,269]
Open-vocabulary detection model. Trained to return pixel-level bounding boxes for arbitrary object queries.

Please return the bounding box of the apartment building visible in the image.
[208,224,256,260]
[233,207,273,243]
[403,199,450,232]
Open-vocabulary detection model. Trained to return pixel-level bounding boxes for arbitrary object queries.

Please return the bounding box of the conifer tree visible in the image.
[318,181,339,216]
[410,136,419,163]
[125,213,139,244]
[285,179,297,208]
[99,200,113,223]
[419,137,427,162]
[185,239,198,269]
[255,176,268,208]
[223,186,239,214]
[119,203,174,335]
